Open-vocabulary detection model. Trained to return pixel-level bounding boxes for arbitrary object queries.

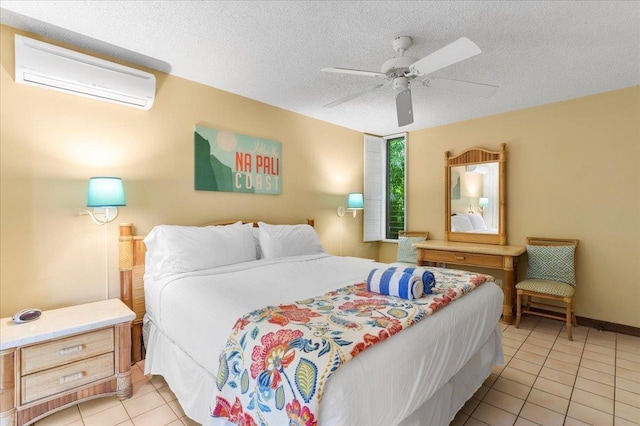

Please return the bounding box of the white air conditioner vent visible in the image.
[14,35,156,110]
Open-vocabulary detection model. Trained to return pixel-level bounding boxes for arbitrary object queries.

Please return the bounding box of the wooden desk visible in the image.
[414,240,525,324]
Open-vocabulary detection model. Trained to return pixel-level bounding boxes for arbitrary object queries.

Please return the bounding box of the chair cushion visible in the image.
[396,236,425,264]
[516,279,575,298]
[526,245,576,285]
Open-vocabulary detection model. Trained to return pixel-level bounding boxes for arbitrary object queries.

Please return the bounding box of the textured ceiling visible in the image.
[1,1,639,135]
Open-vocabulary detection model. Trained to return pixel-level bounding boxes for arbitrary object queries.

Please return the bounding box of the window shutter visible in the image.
[363,134,385,242]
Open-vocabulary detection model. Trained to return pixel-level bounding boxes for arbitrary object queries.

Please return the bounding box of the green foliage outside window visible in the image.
[386,137,405,239]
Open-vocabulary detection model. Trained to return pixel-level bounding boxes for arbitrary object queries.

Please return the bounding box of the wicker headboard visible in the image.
[118,219,315,363]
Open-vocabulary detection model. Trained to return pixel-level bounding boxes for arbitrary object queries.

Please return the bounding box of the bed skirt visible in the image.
[143,317,503,426]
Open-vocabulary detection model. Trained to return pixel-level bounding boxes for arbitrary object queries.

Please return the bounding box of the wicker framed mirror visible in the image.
[445,143,507,245]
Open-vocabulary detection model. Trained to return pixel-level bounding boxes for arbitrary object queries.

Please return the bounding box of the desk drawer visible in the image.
[21,352,114,404]
[21,328,114,375]
[421,250,503,268]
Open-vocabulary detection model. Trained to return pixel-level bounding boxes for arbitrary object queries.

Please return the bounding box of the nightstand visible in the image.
[0,299,135,426]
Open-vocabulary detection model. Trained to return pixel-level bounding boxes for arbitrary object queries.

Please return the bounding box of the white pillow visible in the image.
[257,222,326,259]
[468,213,488,230]
[252,226,262,259]
[144,221,256,279]
[451,214,473,232]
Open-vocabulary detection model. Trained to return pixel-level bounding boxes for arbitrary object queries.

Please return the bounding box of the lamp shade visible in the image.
[347,192,364,209]
[87,177,126,207]
[479,197,489,207]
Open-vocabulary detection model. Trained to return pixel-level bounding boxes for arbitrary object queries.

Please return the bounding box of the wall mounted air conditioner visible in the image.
[14,35,156,110]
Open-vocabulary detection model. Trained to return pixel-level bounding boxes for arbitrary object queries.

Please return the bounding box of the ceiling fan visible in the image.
[322,36,498,127]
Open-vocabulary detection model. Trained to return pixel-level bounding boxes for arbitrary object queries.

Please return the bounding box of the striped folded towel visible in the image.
[389,266,436,294]
[366,269,424,300]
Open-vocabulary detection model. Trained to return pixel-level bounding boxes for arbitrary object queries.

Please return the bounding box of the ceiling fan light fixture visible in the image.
[393,76,410,92]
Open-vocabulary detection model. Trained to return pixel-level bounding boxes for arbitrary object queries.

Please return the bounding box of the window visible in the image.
[363,133,407,241]
[386,136,406,239]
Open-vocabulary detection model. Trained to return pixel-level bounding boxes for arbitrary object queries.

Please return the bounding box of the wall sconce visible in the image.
[79,177,126,225]
[336,192,364,256]
[337,192,364,218]
[78,177,126,300]
[478,197,489,213]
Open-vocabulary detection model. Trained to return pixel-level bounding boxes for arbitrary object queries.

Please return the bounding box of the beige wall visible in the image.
[0,25,378,317]
[379,86,640,328]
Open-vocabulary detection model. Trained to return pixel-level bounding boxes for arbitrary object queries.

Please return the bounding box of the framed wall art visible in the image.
[194,125,282,194]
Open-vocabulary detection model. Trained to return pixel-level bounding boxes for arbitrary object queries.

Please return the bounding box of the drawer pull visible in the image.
[59,371,84,384]
[454,256,465,260]
[59,344,84,356]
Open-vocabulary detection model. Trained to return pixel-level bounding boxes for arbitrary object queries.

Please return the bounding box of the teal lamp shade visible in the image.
[479,197,489,208]
[87,177,126,207]
[347,192,364,210]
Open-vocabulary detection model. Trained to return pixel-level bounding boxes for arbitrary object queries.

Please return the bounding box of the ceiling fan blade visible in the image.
[396,89,414,127]
[322,67,386,78]
[425,77,499,98]
[323,83,386,108]
[409,37,482,76]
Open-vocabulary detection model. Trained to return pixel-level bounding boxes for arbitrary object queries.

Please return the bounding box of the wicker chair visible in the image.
[515,237,579,340]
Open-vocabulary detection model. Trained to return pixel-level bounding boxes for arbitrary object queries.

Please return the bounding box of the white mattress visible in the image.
[143,254,504,425]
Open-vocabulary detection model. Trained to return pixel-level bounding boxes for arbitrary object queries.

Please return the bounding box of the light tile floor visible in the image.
[452,317,640,426]
[35,316,640,426]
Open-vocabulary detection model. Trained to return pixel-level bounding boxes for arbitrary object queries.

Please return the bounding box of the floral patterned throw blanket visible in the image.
[211,268,491,426]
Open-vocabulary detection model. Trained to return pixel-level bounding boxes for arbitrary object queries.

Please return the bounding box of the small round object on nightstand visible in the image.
[12,308,42,323]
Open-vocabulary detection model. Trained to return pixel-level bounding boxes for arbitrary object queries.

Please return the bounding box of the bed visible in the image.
[118,220,504,426]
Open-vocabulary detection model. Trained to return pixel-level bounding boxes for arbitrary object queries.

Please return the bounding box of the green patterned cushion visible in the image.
[396,236,425,264]
[516,279,575,297]
[526,245,576,285]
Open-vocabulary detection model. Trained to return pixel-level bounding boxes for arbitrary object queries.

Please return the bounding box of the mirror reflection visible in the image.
[450,163,499,234]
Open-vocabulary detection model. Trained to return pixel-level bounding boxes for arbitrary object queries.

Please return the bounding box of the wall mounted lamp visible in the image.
[337,192,364,218]
[336,192,364,256]
[78,177,126,300]
[478,197,489,213]
[79,177,126,225]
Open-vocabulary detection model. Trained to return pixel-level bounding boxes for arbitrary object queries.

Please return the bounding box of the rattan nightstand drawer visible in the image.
[21,328,114,375]
[21,352,114,404]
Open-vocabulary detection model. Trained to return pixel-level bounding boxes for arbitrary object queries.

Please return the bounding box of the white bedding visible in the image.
[465,228,499,234]
[451,213,498,234]
[143,254,504,425]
